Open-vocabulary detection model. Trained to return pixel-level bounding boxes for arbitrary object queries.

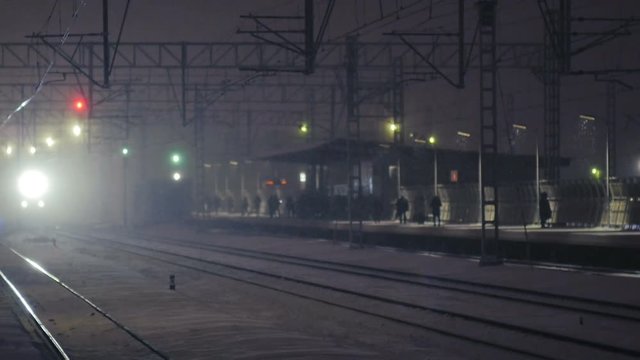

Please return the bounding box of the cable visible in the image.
[2,1,88,129]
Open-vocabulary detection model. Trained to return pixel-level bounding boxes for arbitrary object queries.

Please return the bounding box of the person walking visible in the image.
[430,195,442,226]
[539,192,552,228]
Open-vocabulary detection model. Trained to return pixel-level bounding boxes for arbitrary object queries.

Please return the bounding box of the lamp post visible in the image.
[121,146,129,228]
[429,136,437,196]
[410,133,437,197]
[580,114,610,227]
[512,123,540,224]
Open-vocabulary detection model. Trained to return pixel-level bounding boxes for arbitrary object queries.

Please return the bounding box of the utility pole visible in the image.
[102,0,110,87]
[346,36,363,248]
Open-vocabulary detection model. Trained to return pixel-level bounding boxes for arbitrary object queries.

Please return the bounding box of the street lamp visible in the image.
[388,122,399,134]
[72,124,82,137]
[429,135,437,196]
[580,114,610,227]
[45,137,55,147]
[412,133,438,196]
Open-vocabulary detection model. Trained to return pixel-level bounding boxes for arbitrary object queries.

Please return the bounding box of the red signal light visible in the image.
[73,98,87,112]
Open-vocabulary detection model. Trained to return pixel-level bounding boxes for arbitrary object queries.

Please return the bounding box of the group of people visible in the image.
[394,192,552,229]
[395,195,442,226]
[209,191,554,229]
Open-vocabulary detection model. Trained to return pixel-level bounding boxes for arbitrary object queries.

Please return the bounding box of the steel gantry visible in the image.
[477,0,501,265]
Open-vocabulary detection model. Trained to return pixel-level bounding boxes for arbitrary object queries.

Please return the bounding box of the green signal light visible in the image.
[122,147,129,156]
[171,153,181,164]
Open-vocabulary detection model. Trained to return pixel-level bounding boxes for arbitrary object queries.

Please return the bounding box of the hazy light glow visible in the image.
[122,147,129,156]
[18,170,49,200]
[388,122,399,132]
[171,154,181,164]
[20,200,28,208]
[45,137,55,147]
[29,146,37,155]
[457,131,471,138]
[5,145,12,156]
[428,136,436,145]
[579,114,596,121]
[512,124,527,130]
[299,123,309,133]
[172,172,182,181]
[37,200,45,208]
[299,172,307,183]
[72,124,82,137]
[74,99,86,111]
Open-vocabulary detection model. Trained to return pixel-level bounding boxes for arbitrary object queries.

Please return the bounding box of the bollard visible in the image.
[169,274,175,290]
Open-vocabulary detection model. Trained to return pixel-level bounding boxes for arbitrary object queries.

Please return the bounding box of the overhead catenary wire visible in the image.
[1,0,88,130]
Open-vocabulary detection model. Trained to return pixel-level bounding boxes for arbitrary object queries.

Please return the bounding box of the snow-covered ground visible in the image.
[2,224,640,359]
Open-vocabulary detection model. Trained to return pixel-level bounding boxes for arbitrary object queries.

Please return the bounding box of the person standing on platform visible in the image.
[241,197,249,216]
[253,195,261,217]
[430,195,442,227]
[396,195,408,224]
[539,192,552,228]
[268,194,279,218]
[285,196,296,217]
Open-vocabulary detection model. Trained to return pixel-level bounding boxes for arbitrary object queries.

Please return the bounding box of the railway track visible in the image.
[2,246,170,360]
[62,230,640,360]
[94,230,640,323]
[0,269,69,360]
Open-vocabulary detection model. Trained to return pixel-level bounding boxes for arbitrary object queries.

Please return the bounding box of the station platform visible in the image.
[191,214,640,270]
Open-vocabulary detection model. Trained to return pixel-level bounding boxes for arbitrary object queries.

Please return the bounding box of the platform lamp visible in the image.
[580,114,610,228]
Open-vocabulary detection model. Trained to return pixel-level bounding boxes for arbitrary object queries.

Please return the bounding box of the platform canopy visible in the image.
[254,138,406,164]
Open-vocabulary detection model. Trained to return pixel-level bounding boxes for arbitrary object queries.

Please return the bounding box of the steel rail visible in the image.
[63,232,640,359]
[0,270,70,360]
[9,249,170,360]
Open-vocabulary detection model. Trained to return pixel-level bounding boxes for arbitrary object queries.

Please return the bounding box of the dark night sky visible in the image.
[2,1,640,178]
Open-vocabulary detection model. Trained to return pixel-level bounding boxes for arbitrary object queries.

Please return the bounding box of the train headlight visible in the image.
[17,170,49,200]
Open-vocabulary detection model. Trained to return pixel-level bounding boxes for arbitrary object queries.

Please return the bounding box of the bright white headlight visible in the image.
[17,170,49,200]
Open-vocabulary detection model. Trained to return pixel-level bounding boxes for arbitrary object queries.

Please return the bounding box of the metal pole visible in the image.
[181,43,187,126]
[304,0,315,74]
[605,128,610,227]
[458,0,465,87]
[123,157,128,227]
[478,148,482,224]
[102,0,110,87]
[397,159,401,197]
[433,148,438,196]
[535,140,540,224]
